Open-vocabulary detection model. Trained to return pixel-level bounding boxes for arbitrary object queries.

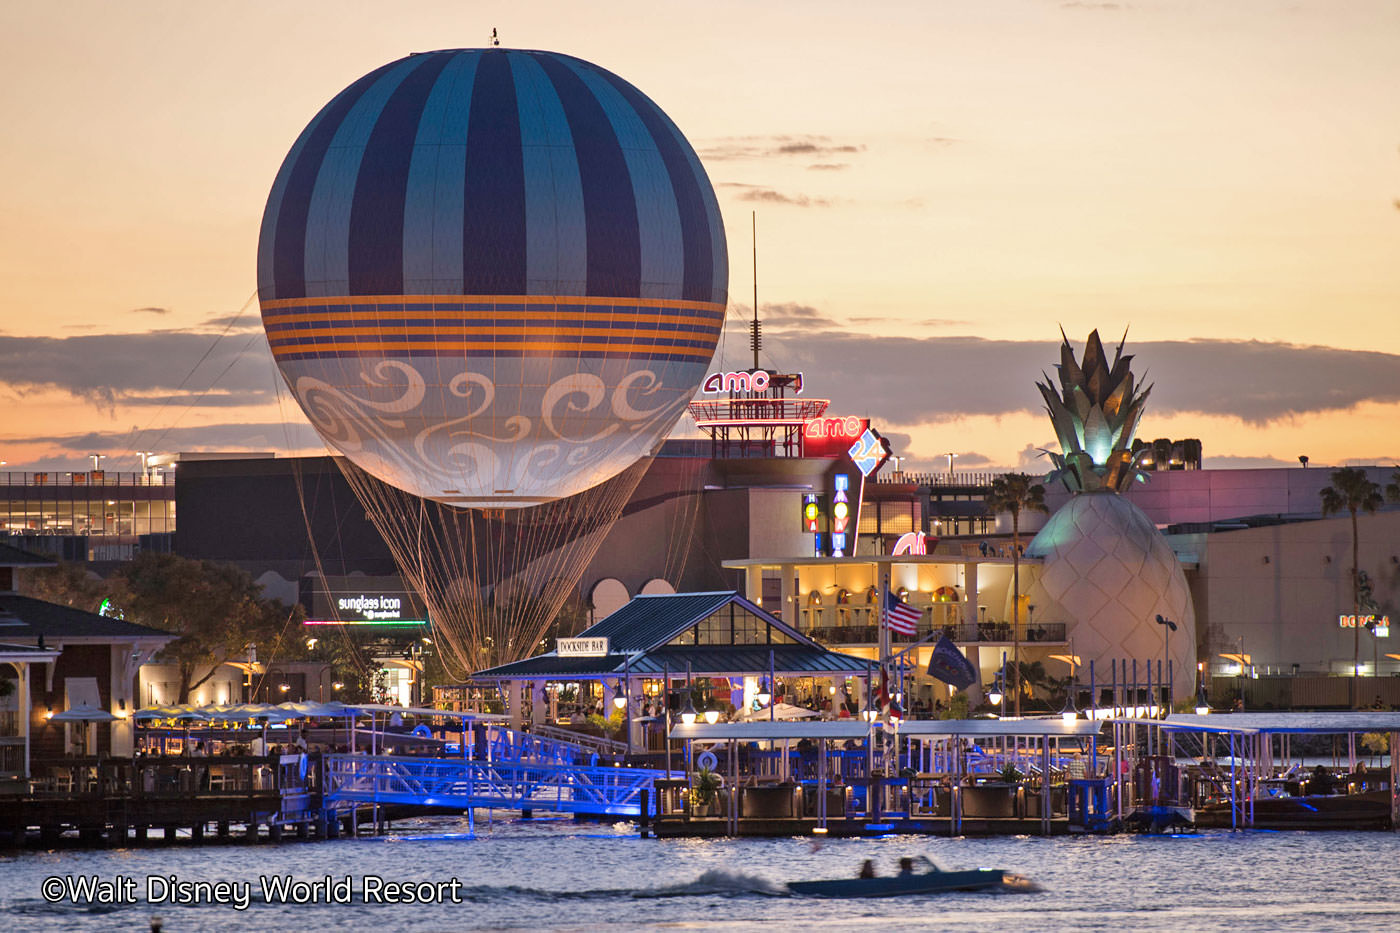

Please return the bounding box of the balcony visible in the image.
[805,621,1067,647]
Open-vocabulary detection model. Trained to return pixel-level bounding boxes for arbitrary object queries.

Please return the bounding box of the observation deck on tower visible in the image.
[686,371,827,459]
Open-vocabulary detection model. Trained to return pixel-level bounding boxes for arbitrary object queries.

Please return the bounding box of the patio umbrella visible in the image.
[51,703,117,757]
[50,703,118,722]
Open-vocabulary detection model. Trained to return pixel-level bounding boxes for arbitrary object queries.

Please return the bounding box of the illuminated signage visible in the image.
[892,532,929,556]
[304,576,427,626]
[702,370,770,393]
[801,493,824,533]
[1340,614,1390,637]
[848,427,891,477]
[557,637,609,657]
[804,416,869,458]
[832,473,850,557]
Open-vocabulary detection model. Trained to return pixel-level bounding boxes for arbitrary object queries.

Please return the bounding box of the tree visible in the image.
[18,561,108,612]
[108,552,297,704]
[985,473,1048,716]
[1319,467,1383,708]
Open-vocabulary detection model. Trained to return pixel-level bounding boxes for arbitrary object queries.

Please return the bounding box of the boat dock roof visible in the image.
[1125,711,1400,735]
[671,718,1104,741]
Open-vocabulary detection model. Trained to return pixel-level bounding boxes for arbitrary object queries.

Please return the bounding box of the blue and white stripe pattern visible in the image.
[257,48,727,306]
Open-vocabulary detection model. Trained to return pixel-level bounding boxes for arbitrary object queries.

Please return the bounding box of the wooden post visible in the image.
[1390,731,1399,831]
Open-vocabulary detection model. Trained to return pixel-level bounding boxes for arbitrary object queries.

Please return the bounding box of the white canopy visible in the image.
[50,702,116,723]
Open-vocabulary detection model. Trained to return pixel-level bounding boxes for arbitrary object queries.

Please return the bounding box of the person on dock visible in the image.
[1305,765,1336,796]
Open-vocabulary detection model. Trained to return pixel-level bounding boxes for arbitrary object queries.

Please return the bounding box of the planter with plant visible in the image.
[687,767,723,816]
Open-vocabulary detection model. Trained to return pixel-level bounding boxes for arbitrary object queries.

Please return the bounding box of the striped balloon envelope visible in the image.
[258,48,728,507]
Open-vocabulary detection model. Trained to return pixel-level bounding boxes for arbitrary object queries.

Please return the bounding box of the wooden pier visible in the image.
[1,753,336,847]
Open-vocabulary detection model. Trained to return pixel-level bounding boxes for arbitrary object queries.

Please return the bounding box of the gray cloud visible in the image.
[1202,454,1306,470]
[807,163,849,171]
[1061,1,1125,8]
[848,316,971,328]
[699,135,866,162]
[131,306,170,315]
[718,183,832,207]
[5,422,325,473]
[745,325,1400,427]
[0,331,274,413]
[201,312,263,332]
[729,302,844,329]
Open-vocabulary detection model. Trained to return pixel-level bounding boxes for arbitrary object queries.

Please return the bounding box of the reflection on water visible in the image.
[2,815,1397,932]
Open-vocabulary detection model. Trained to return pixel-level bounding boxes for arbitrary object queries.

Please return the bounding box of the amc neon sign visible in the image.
[702,370,770,393]
[805,416,864,440]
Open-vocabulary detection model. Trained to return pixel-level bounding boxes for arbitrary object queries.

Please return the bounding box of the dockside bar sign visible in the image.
[557,637,609,657]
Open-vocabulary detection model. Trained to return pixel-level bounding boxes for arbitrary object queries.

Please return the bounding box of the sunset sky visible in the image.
[1,0,1397,475]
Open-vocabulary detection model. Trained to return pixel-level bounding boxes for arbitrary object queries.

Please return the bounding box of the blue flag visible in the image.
[926,635,977,689]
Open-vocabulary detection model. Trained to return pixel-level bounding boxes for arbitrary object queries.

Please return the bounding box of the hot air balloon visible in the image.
[258,48,728,675]
[258,47,728,508]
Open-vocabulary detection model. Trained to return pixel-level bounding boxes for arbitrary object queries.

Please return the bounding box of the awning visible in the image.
[1130,711,1400,735]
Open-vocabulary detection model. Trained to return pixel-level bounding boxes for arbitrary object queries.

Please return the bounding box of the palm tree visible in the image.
[1386,468,1400,506]
[1319,467,1383,708]
[985,473,1048,716]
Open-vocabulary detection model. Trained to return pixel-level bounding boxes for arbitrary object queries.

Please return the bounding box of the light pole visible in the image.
[944,452,959,476]
[1155,615,1177,711]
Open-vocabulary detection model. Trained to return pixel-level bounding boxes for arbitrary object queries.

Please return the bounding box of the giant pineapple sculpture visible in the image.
[1023,330,1196,700]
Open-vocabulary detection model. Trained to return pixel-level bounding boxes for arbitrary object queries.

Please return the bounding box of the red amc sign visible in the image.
[804,416,869,458]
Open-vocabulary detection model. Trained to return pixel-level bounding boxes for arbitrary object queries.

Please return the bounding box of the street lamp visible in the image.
[1060,688,1078,724]
[1155,614,1177,710]
[679,662,697,725]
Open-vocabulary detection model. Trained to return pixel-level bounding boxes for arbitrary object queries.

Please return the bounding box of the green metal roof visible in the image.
[575,591,737,652]
[474,591,875,680]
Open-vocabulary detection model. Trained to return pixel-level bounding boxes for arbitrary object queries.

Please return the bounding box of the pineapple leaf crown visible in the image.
[1037,328,1153,493]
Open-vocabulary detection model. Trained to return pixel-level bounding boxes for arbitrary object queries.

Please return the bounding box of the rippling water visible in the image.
[3,816,1398,932]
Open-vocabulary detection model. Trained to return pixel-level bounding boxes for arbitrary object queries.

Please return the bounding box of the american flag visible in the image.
[883,589,921,636]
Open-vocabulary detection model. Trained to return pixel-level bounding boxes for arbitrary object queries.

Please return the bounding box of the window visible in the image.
[733,607,766,645]
[696,611,729,645]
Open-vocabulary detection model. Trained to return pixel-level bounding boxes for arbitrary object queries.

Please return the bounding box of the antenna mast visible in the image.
[750,211,761,371]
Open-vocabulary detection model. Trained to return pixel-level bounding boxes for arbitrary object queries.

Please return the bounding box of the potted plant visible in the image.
[688,767,723,816]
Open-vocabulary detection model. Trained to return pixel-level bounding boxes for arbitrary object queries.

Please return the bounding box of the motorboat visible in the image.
[787,857,1033,898]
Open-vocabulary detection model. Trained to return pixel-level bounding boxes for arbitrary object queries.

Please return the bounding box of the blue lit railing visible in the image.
[324,754,663,817]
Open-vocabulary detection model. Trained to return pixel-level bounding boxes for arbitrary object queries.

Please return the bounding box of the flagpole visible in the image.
[880,570,890,672]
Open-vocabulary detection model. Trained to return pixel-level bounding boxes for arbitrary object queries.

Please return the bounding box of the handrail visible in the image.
[527,723,629,759]
[323,753,662,817]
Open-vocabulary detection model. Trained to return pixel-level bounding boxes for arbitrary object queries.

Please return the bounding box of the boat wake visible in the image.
[632,869,790,898]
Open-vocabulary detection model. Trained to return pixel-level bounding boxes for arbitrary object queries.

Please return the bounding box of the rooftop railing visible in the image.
[805,621,1067,646]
